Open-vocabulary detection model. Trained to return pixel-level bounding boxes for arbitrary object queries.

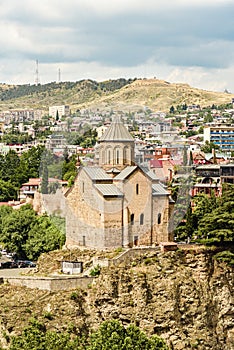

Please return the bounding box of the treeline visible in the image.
[0,78,135,101]
[65,128,97,147]
[0,146,45,201]
[0,145,77,201]
[6,319,168,350]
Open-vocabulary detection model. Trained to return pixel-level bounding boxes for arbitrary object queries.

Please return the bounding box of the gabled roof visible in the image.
[152,183,169,196]
[99,116,134,142]
[83,167,112,181]
[94,184,123,197]
[146,169,160,181]
[114,166,138,181]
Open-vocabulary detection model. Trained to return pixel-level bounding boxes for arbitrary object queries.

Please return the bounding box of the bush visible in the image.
[214,251,234,266]
[89,265,101,277]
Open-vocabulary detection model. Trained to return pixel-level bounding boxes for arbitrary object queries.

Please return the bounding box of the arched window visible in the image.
[140,213,144,225]
[123,147,127,164]
[108,149,111,164]
[116,149,120,164]
[158,213,161,225]
[136,184,139,195]
[130,213,134,225]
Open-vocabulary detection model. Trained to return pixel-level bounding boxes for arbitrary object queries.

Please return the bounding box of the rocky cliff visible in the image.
[0,248,233,350]
[86,249,234,349]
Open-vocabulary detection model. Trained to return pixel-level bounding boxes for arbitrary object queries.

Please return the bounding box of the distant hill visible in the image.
[0,78,233,113]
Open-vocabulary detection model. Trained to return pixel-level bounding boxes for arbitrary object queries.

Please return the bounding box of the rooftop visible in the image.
[94,184,123,197]
[99,116,134,142]
[114,166,138,181]
[83,167,112,181]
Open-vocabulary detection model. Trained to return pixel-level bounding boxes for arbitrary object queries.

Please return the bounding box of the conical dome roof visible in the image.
[99,116,134,142]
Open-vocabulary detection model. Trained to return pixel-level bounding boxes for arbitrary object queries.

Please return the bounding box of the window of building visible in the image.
[116,149,120,164]
[123,147,127,164]
[140,213,144,225]
[82,181,85,193]
[158,213,161,225]
[130,213,134,225]
[108,150,111,164]
[134,236,138,246]
[136,183,139,195]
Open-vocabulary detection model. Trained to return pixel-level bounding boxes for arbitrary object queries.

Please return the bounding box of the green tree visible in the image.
[0,150,20,184]
[20,146,45,179]
[0,180,18,201]
[41,162,48,194]
[188,151,193,166]
[9,319,168,350]
[204,112,213,123]
[25,215,65,260]
[182,147,188,166]
[0,205,65,260]
[196,184,234,243]
[0,205,37,257]
[201,141,219,153]
[10,318,78,350]
[89,320,168,350]
[62,154,77,186]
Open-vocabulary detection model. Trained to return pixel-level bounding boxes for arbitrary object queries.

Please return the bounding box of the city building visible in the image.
[204,125,234,152]
[49,105,70,119]
[192,163,234,197]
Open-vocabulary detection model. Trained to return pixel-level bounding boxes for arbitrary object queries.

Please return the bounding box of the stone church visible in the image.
[65,117,174,249]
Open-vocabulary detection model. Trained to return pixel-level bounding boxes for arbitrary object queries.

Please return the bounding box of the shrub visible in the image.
[89,265,101,277]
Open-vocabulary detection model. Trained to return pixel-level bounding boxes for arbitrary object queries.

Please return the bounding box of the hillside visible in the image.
[0,248,233,350]
[0,78,233,113]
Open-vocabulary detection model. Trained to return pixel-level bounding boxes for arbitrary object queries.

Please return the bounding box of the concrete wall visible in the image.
[92,247,161,268]
[3,276,94,291]
[114,168,153,246]
[152,195,170,244]
[111,247,160,265]
[66,169,105,248]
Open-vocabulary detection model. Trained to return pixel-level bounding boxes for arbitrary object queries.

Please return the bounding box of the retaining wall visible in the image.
[2,276,94,291]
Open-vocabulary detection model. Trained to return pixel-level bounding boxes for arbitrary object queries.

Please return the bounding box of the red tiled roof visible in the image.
[150,159,163,168]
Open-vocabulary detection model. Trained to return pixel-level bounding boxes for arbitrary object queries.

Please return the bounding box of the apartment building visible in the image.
[49,105,70,119]
[204,125,234,152]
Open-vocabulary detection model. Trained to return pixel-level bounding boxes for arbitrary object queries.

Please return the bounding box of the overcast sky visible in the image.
[0,0,234,92]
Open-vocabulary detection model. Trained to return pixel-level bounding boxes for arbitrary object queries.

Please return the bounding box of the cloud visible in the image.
[0,0,233,92]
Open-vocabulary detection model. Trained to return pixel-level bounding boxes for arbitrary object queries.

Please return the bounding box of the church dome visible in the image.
[99,116,134,142]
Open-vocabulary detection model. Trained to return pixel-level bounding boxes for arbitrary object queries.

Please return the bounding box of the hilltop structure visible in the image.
[65,117,174,249]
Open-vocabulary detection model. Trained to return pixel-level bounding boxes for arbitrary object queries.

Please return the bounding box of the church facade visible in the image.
[65,117,174,249]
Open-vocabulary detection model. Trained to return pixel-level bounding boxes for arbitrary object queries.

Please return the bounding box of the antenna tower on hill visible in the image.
[35,59,40,86]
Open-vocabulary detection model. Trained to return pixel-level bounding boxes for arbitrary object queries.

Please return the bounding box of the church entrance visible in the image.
[134,236,139,246]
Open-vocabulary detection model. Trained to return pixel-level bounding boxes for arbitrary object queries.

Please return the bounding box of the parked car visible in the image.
[0,261,18,269]
[17,260,36,268]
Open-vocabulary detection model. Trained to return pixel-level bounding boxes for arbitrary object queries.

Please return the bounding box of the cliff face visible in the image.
[0,249,233,350]
[86,250,234,350]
